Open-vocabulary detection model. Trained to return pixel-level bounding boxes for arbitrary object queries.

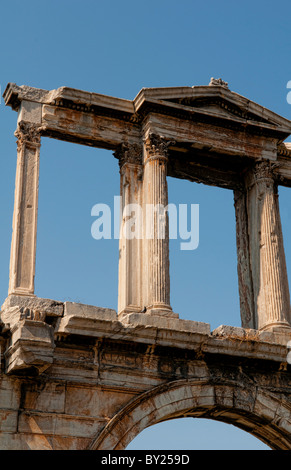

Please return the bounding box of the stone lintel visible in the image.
[143,113,279,161]
[41,104,140,150]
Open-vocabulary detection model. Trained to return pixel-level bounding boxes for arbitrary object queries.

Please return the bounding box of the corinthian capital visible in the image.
[144,133,175,159]
[14,121,42,148]
[114,143,142,169]
[253,160,279,182]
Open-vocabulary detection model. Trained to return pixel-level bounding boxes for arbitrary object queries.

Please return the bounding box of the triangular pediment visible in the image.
[133,85,291,134]
[165,95,273,125]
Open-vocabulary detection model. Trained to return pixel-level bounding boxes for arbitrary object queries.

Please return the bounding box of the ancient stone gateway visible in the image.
[1,79,291,450]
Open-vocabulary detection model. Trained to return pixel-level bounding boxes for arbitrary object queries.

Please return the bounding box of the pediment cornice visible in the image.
[4,81,291,138]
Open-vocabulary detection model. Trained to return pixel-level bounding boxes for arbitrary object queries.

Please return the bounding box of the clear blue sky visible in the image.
[1,0,291,450]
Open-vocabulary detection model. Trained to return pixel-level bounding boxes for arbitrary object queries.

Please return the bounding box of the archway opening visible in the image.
[126,417,270,450]
[92,379,291,450]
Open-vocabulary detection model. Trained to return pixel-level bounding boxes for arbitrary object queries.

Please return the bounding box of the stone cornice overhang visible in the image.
[1,299,291,376]
[4,83,291,141]
[51,303,291,366]
[278,142,291,157]
[3,83,134,115]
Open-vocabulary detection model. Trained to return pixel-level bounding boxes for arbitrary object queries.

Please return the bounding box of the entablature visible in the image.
[4,81,291,188]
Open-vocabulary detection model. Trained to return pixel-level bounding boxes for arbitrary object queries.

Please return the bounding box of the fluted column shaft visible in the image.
[143,134,174,316]
[246,161,291,331]
[115,144,143,316]
[9,121,42,296]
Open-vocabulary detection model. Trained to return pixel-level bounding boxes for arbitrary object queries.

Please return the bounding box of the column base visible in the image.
[8,289,35,297]
[259,321,291,333]
[146,304,179,318]
[118,305,144,320]
[118,305,179,320]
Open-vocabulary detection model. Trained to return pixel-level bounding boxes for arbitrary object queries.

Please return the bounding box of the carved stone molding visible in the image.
[245,160,280,190]
[114,143,142,169]
[14,121,42,149]
[144,133,175,161]
[253,160,279,181]
[277,143,291,157]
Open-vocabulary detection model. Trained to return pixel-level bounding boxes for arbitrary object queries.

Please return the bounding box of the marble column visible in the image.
[246,160,291,331]
[115,143,143,317]
[142,133,176,316]
[9,121,42,296]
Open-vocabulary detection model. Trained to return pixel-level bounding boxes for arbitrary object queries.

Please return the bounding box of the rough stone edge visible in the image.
[212,324,291,346]
[1,295,64,317]
[1,298,291,365]
[122,312,210,335]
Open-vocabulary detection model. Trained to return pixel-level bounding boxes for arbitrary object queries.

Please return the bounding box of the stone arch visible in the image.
[90,378,291,450]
